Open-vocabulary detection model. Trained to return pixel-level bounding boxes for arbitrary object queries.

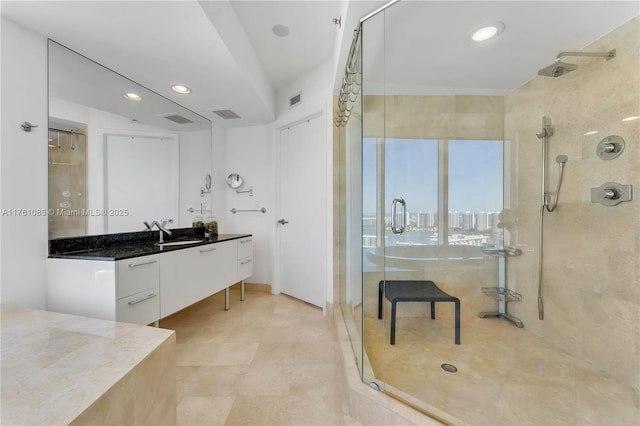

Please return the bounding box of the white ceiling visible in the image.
[361,1,639,95]
[231,1,342,89]
[1,0,343,127]
[2,1,638,127]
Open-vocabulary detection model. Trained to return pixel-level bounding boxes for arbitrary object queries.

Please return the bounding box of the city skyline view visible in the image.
[362,138,504,214]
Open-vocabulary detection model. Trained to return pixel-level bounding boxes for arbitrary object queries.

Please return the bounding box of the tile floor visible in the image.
[159,288,360,426]
[363,307,640,426]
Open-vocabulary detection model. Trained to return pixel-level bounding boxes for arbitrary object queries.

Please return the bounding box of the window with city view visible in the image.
[362,138,503,250]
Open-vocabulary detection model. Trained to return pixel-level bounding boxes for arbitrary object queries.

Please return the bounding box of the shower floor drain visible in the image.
[441,363,458,373]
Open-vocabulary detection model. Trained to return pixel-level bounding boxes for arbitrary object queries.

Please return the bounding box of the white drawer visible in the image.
[238,257,253,281]
[237,237,253,259]
[117,255,160,299]
[117,289,160,325]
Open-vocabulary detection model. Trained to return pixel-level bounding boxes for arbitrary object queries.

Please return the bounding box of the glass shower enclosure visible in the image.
[338,1,640,425]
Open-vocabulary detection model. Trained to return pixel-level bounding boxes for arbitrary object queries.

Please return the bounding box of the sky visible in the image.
[362,138,503,214]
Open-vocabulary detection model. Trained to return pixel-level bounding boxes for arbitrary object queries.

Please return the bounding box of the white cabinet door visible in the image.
[237,237,253,281]
[238,257,253,281]
[160,241,236,318]
[116,255,160,299]
[47,259,117,321]
[117,290,160,325]
[237,236,252,259]
[115,254,160,325]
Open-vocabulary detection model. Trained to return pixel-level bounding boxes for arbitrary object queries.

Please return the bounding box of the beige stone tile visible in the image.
[289,363,343,396]
[132,336,177,425]
[251,342,297,366]
[224,396,291,426]
[575,381,640,425]
[69,373,135,426]
[177,396,234,426]
[211,342,260,366]
[288,394,345,425]
[501,383,577,426]
[256,325,302,343]
[236,363,291,396]
[175,342,220,366]
[297,319,337,342]
[294,340,340,365]
[177,365,248,400]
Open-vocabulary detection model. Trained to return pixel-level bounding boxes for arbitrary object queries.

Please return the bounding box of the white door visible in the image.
[278,114,326,308]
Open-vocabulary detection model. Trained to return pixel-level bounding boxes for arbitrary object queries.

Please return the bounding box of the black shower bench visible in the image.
[378,280,460,345]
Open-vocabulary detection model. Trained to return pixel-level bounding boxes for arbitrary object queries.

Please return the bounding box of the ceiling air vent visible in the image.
[163,114,194,124]
[210,109,241,120]
[289,92,302,108]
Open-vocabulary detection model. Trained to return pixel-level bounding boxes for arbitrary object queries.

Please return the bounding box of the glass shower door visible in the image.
[361,0,505,411]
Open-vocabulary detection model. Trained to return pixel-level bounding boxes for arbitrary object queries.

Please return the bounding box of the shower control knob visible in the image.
[603,189,619,200]
[591,182,632,207]
[278,218,289,225]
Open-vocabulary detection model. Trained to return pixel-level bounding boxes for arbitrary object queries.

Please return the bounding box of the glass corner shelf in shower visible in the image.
[480,287,524,328]
[481,286,522,302]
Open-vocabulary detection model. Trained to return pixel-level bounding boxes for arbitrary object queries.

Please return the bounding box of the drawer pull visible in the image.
[240,259,253,265]
[199,247,217,253]
[240,239,252,244]
[127,293,157,305]
[128,260,157,268]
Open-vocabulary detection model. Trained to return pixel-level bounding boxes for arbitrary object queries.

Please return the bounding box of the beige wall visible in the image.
[505,17,639,387]
[363,95,504,140]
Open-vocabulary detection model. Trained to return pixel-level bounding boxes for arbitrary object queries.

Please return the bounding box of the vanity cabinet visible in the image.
[47,235,252,325]
[47,254,160,325]
[237,236,253,281]
[116,255,160,325]
[160,240,236,318]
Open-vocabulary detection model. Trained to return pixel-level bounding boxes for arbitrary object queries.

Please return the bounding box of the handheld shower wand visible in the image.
[545,154,568,212]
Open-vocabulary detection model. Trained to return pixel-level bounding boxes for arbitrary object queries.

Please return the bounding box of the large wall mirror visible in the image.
[48,40,213,239]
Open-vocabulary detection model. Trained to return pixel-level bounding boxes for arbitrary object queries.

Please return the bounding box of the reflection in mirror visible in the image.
[226,173,243,189]
[48,40,213,238]
[48,126,88,237]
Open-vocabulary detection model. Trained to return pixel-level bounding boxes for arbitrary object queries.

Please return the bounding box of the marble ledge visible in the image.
[1,307,176,425]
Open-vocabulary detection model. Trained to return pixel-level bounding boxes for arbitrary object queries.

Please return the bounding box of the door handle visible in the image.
[278,219,289,225]
[391,197,406,234]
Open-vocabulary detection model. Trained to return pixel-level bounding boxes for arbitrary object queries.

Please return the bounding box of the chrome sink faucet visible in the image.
[144,219,173,243]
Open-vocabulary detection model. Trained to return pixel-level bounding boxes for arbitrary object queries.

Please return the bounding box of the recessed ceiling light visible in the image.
[583,130,599,136]
[272,24,290,37]
[471,22,505,42]
[621,115,639,122]
[123,92,143,101]
[171,84,191,94]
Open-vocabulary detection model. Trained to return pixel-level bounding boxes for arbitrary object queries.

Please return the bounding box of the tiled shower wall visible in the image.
[504,17,639,388]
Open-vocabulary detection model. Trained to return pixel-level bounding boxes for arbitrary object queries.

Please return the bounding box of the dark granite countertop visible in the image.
[48,229,251,261]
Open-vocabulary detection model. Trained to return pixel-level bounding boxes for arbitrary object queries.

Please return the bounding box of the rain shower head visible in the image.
[538,49,616,78]
[538,61,578,78]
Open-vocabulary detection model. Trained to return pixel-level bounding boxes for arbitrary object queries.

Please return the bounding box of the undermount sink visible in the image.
[155,239,204,247]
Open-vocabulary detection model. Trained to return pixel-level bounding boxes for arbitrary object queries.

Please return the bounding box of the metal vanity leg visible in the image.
[225,287,230,311]
[241,280,245,301]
